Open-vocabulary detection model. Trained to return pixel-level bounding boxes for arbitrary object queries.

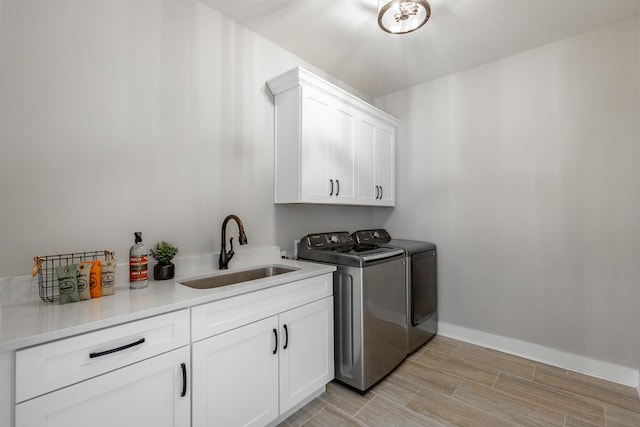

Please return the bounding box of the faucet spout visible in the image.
[219,214,248,269]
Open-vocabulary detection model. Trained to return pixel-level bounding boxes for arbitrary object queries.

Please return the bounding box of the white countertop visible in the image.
[0,251,335,353]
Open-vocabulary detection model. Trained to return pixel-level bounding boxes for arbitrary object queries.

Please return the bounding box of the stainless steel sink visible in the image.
[179,265,299,289]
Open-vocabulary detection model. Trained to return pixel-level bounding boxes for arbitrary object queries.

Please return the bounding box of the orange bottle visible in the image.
[90,260,102,298]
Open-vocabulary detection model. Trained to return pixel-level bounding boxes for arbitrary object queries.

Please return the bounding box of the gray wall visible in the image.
[275,204,378,256]
[0,0,375,276]
[374,16,640,370]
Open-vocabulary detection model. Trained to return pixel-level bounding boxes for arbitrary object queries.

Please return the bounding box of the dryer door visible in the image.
[411,250,437,326]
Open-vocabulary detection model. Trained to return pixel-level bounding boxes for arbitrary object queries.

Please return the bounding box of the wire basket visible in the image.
[32,250,115,303]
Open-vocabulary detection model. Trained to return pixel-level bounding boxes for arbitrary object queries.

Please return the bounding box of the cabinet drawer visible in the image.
[15,309,189,403]
[191,273,332,342]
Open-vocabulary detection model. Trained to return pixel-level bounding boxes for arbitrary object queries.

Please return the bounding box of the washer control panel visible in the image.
[304,232,354,250]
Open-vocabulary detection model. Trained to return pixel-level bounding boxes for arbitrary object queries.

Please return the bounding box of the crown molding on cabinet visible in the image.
[267,67,399,128]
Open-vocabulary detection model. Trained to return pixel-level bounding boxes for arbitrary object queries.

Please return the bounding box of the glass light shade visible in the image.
[378,0,431,34]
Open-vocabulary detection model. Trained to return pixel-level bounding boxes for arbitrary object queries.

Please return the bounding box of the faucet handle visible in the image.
[227,237,235,259]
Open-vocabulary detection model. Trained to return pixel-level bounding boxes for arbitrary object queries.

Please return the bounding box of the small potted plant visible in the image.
[150,241,179,280]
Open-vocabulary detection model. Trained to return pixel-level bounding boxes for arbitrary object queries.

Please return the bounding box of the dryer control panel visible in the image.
[352,229,391,246]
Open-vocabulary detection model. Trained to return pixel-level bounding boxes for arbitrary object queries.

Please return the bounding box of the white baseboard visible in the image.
[438,322,639,389]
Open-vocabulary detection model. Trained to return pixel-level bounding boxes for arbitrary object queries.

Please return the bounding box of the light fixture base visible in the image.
[378,0,431,35]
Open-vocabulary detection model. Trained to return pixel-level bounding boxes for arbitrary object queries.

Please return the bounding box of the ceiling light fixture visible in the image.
[378,0,431,35]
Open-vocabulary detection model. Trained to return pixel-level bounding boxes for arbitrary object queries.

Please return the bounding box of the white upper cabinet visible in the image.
[268,67,398,206]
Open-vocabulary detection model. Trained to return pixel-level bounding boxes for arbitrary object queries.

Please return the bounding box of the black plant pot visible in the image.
[154,262,175,281]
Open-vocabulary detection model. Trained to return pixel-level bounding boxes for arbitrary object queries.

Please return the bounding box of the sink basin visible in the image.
[179,265,299,289]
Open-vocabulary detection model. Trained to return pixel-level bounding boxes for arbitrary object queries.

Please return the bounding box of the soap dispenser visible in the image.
[129,232,148,289]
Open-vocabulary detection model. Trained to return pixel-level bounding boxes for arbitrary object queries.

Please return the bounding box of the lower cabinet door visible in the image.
[192,316,280,427]
[15,346,190,427]
[279,297,334,414]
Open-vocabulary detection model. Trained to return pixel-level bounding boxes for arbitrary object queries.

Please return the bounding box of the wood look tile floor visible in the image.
[280,336,640,427]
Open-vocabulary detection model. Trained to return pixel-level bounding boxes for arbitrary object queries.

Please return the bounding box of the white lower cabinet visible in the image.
[278,298,334,414]
[13,309,191,427]
[9,272,334,427]
[192,296,334,427]
[192,316,280,427]
[15,346,190,427]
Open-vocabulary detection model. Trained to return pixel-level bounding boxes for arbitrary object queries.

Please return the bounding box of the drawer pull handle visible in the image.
[272,329,278,354]
[89,338,146,359]
[181,363,187,397]
[283,324,289,350]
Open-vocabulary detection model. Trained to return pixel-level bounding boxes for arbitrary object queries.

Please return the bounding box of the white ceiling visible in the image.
[203,0,640,98]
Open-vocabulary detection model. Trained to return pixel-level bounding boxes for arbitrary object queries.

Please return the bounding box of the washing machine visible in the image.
[297,230,408,391]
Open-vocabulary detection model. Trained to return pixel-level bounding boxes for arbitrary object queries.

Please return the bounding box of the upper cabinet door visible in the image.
[330,99,357,204]
[300,86,334,203]
[357,115,396,206]
[297,86,358,205]
[357,115,377,204]
[375,122,396,206]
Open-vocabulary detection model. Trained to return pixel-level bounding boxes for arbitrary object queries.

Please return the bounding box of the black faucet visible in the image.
[219,214,248,269]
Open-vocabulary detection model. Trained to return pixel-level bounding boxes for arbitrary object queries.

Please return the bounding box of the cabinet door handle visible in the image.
[272,328,278,354]
[329,179,334,196]
[375,186,379,199]
[89,338,145,358]
[283,324,289,350]
[336,180,340,196]
[180,362,187,397]
[379,186,383,199]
